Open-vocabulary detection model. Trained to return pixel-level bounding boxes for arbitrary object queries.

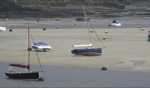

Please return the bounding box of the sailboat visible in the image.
[71,6,105,56]
[5,23,44,81]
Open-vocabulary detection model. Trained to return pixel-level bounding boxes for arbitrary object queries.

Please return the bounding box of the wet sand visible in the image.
[0,18,150,72]
[1,19,150,87]
[1,62,150,87]
[0,18,150,71]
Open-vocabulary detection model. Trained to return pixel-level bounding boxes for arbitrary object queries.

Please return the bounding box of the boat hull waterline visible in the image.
[71,48,102,56]
[5,71,39,79]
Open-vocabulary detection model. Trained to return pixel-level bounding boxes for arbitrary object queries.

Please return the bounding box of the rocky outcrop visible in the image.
[11,0,150,6]
[0,0,150,18]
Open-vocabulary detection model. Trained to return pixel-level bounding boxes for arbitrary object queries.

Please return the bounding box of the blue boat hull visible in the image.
[71,48,102,56]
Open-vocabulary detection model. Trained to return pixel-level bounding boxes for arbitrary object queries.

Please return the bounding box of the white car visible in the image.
[0,26,6,32]
[108,20,121,27]
[31,42,52,52]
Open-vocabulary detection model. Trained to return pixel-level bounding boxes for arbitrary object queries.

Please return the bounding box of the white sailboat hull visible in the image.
[0,26,6,32]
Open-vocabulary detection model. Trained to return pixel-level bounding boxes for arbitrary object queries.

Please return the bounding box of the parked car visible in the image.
[31,42,52,52]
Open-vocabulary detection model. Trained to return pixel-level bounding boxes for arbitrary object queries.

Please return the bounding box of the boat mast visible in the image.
[4,18,8,30]
[31,34,44,72]
[82,5,92,44]
[27,22,30,71]
[82,5,106,48]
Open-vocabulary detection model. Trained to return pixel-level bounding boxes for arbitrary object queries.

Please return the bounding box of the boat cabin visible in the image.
[72,43,93,49]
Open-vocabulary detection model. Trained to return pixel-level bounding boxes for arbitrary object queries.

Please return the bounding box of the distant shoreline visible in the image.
[1,17,150,30]
[1,2,150,18]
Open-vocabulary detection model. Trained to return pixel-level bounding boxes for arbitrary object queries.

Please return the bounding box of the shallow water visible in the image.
[1,62,150,87]
[7,18,150,30]
[10,23,150,29]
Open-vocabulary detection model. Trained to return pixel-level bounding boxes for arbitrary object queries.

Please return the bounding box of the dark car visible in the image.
[76,17,90,21]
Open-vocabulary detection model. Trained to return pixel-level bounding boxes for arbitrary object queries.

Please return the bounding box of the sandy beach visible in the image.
[0,18,150,72]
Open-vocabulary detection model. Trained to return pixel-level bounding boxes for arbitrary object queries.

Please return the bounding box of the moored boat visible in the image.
[5,23,44,81]
[71,5,105,56]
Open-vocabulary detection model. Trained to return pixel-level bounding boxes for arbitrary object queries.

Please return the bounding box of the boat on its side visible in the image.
[71,44,102,56]
[71,6,105,56]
